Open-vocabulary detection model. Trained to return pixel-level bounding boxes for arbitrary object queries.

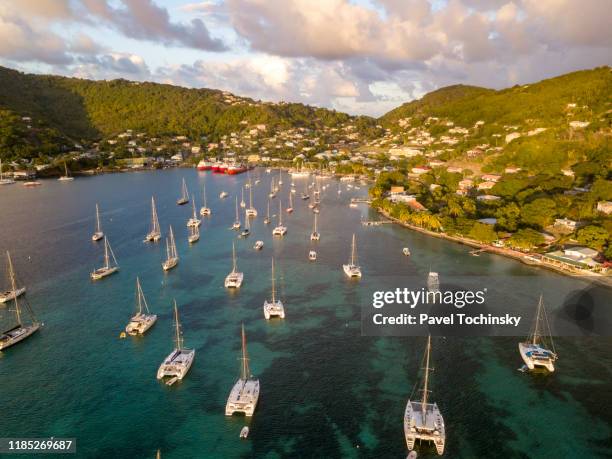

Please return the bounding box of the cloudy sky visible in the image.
[0,0,610,116]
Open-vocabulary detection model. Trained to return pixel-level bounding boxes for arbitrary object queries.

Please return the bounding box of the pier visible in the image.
[361,220,393,226]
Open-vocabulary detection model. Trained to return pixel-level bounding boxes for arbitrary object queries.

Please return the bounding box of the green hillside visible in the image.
[0,66,364,150]
[380,67,612,128]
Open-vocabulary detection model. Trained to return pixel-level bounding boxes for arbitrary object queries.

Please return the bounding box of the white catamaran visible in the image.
[404,336,446,456]
[343,234,361,278]
[125,277,157,336]
[0,252,40,350]
[200,182,211,216]
[225,324,260,416]
[263,258,285,320]
[91,237,119,280]
[240,212,250,238]
[0,252,26,304]
[272,200,287,236]
[310,212,320,241]
[519,295,557,372]
[286,191,294,213]
[162,226,179,271]
[177,178,189,205]
[187,199,201,228]
[144,196,162,242]
[188,222,200,244]
[157,300,195,381]
[91,203,104,241]
[225,242,244,288]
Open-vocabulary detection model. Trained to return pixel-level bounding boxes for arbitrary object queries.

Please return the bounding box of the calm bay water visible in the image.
[0,168,610,458]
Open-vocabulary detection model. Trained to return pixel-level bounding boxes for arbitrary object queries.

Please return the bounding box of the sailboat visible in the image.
[240,211,251,238]
[263,199,271,225]
[58,162,74,181]
[518,295,557,372]
[278,169,283,186]
[343,234,361,278]
[286,191,294,213]
[91,204,104,241]
[427,271,440,293]
[0,252,40,350]
[225,324,260,416]
[91,237,119,280]
[125,277,157,336]
[144,197,161,242]
[187,199,201,228]
[0,252,26,304]
[301,182,310,200]
[224,242,244,288]
[200,182,211,216]
[269,178,276,198]
[240,186,246,208]
[0,158,15,185]
[246,183,257,217]
[264,258,285,319]
[157,300,195,381]
[188,222,200,243]
[177,178,189,205]
[232,197,241,230]
[404,336,446,455]
[310,212,320,241]
[162,226,179,271]
[272,200,287,236]
[308,250,317,261]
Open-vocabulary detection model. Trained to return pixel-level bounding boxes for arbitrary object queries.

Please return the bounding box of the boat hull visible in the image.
[157,348,195,380]
[518,342,556,372]
[225,379,260,416]
[91,266,118,280]
[343,264,361,278]
[225,272,244,288]
[0,323,40,350]
[126,314,157,336]
[263,300,285,319]
[0,287,26,304]
[404,400,445,455]
[162,258,179,271]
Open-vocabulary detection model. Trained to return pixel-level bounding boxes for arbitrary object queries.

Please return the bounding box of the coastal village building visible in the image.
[543,246,602,272]
[597,201,612,214]
[554,218,581,231]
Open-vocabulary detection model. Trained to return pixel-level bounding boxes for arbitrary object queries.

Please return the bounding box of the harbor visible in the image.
[0,168,610,458]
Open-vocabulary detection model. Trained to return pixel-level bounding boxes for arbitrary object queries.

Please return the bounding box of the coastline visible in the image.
[375,207,612,290]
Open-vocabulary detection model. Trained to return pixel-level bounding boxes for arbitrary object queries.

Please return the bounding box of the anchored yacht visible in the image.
[188,223,200,244]
[519,295,557,372]
[263,200,271,225]
[177,178,189,205]
[58,162,74,181]
[0,251,41,350]
[272,201,287,236]
[162,226,179,271]
[125,277,157,336]
[254,240,264,250]
[225,242,244,288]
[404,336,446,456]
[308,250,317,261]
[187,200,201,228]
[0,252,26,303]
[157,300,195,381]
[144,196,162,242]
[91,237,119,280]
[232,197,241,230]
[246,183,257,217]
[310,212,320,241]
[225,324,260,416]
[200,182,211,216]
[91,203,104,241]
[263,258,285,319]
[342,234,361,278]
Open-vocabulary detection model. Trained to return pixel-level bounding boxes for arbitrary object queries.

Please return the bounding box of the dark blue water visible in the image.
[0,169,610,458]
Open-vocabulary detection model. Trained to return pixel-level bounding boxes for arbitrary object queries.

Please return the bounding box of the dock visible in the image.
[361,220,393,226]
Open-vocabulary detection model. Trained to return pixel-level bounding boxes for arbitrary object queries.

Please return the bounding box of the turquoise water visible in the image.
[0,169,610,458]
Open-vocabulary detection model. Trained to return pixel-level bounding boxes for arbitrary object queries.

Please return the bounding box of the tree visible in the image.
[496,202,521,231]
[508,228,545,250]
[468,222,497,243]
[576,225,609,251]
[521,198,557,228]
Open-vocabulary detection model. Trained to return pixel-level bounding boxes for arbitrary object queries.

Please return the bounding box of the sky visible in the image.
[0,0,610,117]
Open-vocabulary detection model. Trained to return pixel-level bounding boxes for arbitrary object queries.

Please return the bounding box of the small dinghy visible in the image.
[240,426,249,439]
[403,247,411,256]
[407,451,418,459]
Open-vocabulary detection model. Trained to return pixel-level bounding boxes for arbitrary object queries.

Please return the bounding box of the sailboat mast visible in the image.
[422,335,431,421]
[271,258,276,303]
[136,277,143,314]
[7,252,22,326]
[279,201,283,224]
[313,213,317,233]
[95,204,101,233]
[104,238,110,268]
[235,197,239,222]
[232,242,237,272]
[170,227,176,258]
[533,295,542,345]
[173,300,183,350]
[267,200,270,218]
[351,234,356,265]
[152,197,160,233]
[240,323,250,380]
[202,182,207,207]
[249,184,253,207]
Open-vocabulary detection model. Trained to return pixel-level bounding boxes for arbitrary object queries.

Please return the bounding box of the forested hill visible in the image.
[379,67,612,127]
[0,66,370,144]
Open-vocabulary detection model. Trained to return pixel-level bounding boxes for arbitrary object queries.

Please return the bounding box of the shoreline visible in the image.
[376,208,612,290]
